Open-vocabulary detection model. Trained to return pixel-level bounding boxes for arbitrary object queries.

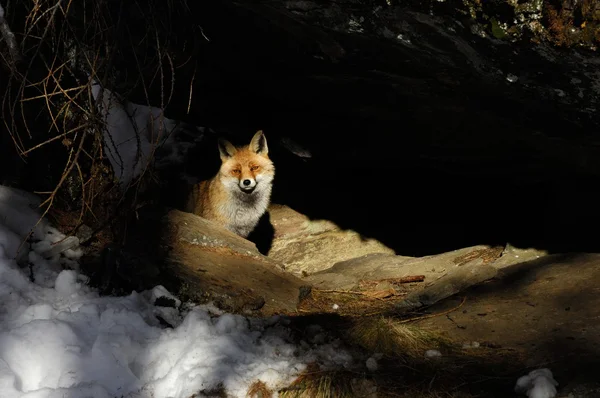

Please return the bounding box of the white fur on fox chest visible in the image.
[217,186,271,237]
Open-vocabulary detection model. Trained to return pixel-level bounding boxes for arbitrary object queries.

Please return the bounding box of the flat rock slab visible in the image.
[154,209,310,316]
[492,243,548,269]
[414,253,600,393]
[296,245,509,316]
[267,204,395,275]
[306,245,504,292]
[126,207,551,318]
[170,208,261,256]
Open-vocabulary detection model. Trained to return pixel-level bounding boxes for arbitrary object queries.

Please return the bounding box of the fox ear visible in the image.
[218,139,237,161]
[249,130,268,156]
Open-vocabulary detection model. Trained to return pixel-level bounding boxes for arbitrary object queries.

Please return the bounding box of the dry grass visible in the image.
[273,313,524,398]
[247,380,274,398]
[297,286,416,317]
[0,0,205,250]
[348,316,453,359]
[276,356,485,398]
[279,363,370,398]
[346,317,522,397]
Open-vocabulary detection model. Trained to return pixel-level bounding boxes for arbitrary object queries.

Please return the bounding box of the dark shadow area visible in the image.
[81,206,170,297]
[171,121,600,258]
[3,0,599,260]
[247,211,275,255]
[122,1,600,258]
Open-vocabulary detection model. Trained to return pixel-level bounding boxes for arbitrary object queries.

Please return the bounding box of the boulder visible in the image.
[267,204,395,275]
[305,245,504,293]
[125,208,310,316]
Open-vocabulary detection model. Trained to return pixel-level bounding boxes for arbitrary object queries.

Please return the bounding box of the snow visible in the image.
[54,270,80,296]
[506,73,519,83]
[462,341,480,349]
[365,357,378,371]
[91,81,204,189]
[365,353,384,374]
[424,349,442,358]
[0,185,355,398]
[515,368,558,398]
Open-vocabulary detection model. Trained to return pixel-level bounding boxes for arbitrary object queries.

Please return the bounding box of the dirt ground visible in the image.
[414,253,600,397]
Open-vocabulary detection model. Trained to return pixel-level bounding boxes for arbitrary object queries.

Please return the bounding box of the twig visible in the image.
[165,52,175,108]
[16,133,87,257]
[359,275,426,288]
[398,296,468,324]
[20,84,88,101]
[199,25,210,41]
[74,160,85,226]
[21,123,89,155]
[187,61,196,114]
[318,289,367,295]
[317,288,405,301]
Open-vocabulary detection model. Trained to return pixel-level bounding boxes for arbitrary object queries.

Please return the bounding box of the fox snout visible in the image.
[240,178,256,192]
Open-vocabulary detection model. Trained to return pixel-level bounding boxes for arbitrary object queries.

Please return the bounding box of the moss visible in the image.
[490,17,508,39]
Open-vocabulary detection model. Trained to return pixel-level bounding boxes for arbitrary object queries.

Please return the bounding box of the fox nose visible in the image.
[243,179,251,186]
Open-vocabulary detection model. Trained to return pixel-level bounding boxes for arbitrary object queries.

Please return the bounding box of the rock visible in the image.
[294,244,511,315]
[75,224,93,244]
[170,208,260,256]
[412,253,600,396]
[303,272,359,291]
[269,204,339,239]
[493,243,548,269]
[559,382,600,398]
[127,208,309,316]
[315,253,413,279]
[398,263,498,311]
[306,245,503,292]
[267,204,395,275]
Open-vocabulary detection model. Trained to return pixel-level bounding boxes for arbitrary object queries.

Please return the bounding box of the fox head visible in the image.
[217,130,275,195]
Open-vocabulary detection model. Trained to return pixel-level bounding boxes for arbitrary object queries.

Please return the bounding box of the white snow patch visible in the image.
[145,285,181,308]
[515,368,558,398]
[54,270,80,296]
[506,73,519,83]
[0,184,354,397]
[425,349,442,358]
[396,33,412,45]
[91,81,203,189]
[462,341,480,349]
[366,357,378,371]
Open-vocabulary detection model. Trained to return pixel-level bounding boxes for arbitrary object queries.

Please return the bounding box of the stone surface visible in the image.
[397,263,498,311]
[492,243,548,269]
[415,253,600,395]
[305,245,503,294]
[267,204,395,275]
[169,208,260,256]
[141,209,309,316]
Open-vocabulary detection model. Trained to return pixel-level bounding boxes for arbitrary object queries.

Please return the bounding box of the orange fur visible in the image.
[186,130,275,238]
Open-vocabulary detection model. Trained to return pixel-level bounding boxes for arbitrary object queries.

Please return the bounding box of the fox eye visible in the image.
[232,169,241,174]
[250,165,259,171]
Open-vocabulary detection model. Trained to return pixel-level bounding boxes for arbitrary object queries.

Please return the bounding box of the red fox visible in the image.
[185,130,275,238]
